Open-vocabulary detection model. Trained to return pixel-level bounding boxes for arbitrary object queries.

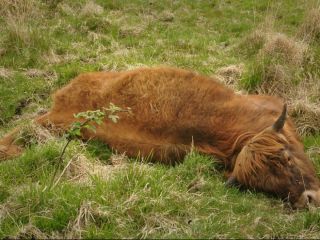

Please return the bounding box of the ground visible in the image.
[0,0,320,238]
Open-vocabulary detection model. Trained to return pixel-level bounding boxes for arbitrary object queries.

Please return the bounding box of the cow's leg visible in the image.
[106,138,190,165]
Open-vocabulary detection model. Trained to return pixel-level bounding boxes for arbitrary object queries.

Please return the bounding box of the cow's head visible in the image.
[227,104,320,209]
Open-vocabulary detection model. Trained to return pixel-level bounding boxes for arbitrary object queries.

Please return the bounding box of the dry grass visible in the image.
[0,68,14,79]
[241,27,309,97]
[250,46,320,136]
[307,146,320,160]
[262,33,308,66]
[214,64,244,86]
[11,123,53,149]
[63,153,128,184]
[159,10,175,22]
[239,12,320,136]
[255,50,319,136]
[0,203,10,223]
[257,64,291,96]
[141,213,189,238]
[57,2,74,16]
[119,25,145,38]
[238,15,276,55]
[65,201,109,238]
[81,1,104,17]
[8,201,111,239]
[42,49,63,64]
[293,73,320,104]
[241,13,308,66]
[0,0,43,47]
[289,101,320,136]
[14,224,49,239]
[241,29,266,53]
[23,68,57,82]
[298,7,320,42]
[187,176,206,193]
[0,0,39,18]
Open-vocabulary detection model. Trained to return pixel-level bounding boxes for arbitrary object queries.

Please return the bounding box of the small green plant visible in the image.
[50,103,131,188]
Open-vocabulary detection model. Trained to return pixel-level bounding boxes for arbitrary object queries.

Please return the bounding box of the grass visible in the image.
[0,0,320,238]
[1,144,320,238]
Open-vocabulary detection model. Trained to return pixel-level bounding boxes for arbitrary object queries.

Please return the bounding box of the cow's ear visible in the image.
[225,175,239,188]
[272,104,287,132]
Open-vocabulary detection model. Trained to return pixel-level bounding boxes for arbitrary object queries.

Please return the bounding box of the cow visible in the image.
[0,67,319,209]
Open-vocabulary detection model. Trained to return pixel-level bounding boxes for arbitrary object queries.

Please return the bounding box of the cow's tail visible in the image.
[0,127,23,161]
[0,112,51,161]
[35,112,51,126]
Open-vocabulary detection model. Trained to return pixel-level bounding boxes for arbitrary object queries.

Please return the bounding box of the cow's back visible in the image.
[107,68,235,126]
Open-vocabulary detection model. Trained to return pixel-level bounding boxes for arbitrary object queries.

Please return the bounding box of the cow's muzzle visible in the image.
[294,189,320,209]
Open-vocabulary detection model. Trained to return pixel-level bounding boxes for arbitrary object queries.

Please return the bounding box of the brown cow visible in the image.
[0,67,319,209]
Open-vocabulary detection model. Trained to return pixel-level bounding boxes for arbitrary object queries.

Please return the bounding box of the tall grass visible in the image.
[238,9,320,136]
[0,0,48,51]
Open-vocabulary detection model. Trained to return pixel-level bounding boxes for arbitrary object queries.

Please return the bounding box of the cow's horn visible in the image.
[225,175,238,188]
[272,104,287,132]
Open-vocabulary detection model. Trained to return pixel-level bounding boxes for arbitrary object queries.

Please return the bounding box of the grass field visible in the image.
[1,0,320,238]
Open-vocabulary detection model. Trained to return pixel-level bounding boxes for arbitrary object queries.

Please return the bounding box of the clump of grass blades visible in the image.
[238,13,320,136]
[289,101,320,136]
[0,0,50,56]
[240,31,308,94]
[13,122,54,148]
[298,7,320,43]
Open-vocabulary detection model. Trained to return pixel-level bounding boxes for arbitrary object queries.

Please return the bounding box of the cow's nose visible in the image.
[295,190,320,209]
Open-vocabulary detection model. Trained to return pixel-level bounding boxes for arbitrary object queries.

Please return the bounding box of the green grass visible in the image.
[1,144,320,238]
[1,0,320,238]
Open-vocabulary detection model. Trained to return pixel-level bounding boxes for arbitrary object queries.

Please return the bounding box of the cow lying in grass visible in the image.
[0,67,319,209]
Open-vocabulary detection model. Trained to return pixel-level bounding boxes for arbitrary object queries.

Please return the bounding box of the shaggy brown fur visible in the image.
[0,128,22,159]
[1,67,319,208]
